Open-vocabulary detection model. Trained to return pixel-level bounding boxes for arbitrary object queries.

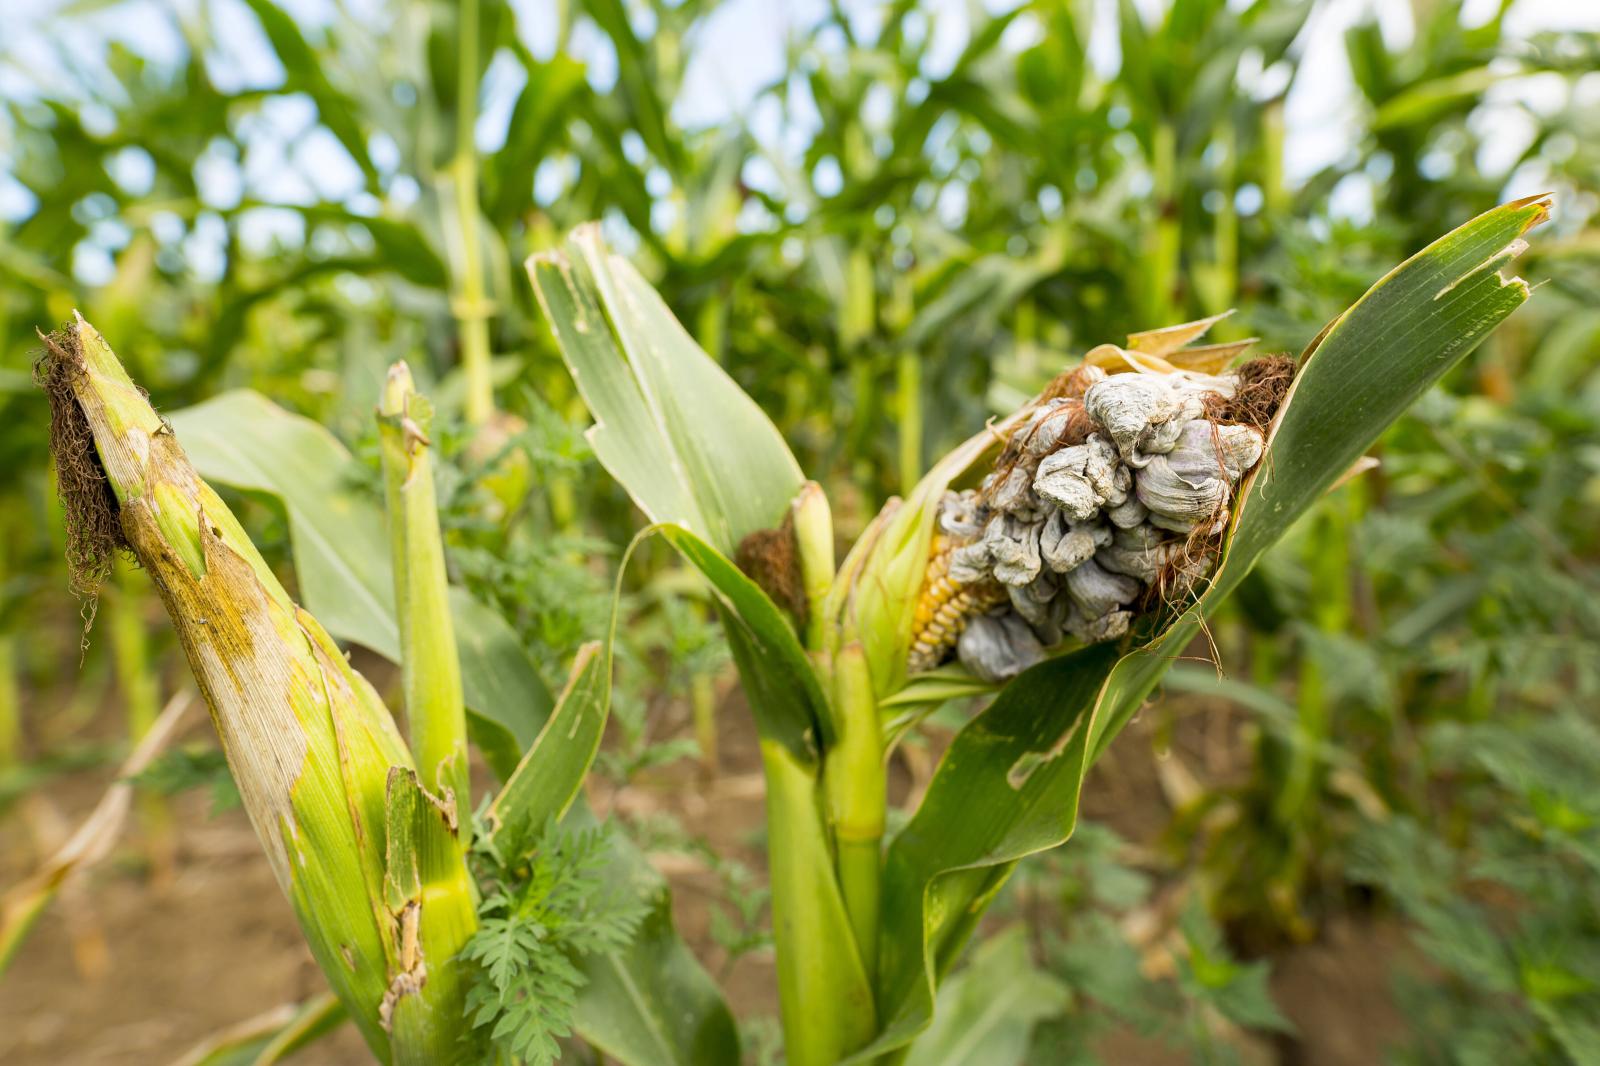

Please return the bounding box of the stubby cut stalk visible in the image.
[38,316,472,1064]
[790,481,834,652]
[377,363,470,827]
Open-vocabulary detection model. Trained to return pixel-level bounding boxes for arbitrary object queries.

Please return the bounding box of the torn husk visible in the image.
[36,315,471,1064]
[906,318,1294,682]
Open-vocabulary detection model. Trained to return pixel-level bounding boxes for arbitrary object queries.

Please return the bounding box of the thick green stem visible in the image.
[691,670,717,772]
[1263,100,1288,220]
[826,642,885,986]
[377,363,470,831]
[1143,120,1180,324]
[452,0,494,426]
[762,739,876,1066]
[896,349,922,497]
[1212,122,1239,318]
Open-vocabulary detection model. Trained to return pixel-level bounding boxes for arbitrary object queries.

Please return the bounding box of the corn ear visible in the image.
[906,533,1006,675]
[36,315,469,1063]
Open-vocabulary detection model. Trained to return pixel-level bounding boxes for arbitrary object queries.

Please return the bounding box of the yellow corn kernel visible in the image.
[908,534,1004,674]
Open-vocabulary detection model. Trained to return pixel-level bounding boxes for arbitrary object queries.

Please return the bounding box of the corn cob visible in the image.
[907,532,1006,675]
[904,319,1294,681]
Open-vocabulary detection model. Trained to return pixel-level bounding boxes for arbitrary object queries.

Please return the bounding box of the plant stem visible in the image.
[378,363,470,828]
[1144,120,1179,324]
[791,482,835,652]
[897,349,922,496]
[691,670,717,773]
[453,0,494,426]
[826,642,885,986]
[0,536,17,773]
[0,634,16,774]
[761,739,877,1066]
[1262,100,1288,219]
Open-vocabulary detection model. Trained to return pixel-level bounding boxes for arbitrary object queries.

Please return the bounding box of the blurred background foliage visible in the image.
[3,0,1599,1061]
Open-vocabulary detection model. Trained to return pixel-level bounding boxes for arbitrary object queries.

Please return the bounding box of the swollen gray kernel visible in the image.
[1086,372,1233,468]
[1022,401,1075,458]
[1033,436,1124,520]
[987,464,1037,515]
[986,513,1044,586]
[1006,573,1059,628]
[1040,511,1107,573]
[934,363,1269,681]
[1066,605,1132,643]
[959,612,1046,682]
[1135,419,1266,533]
[1064,558,1141,617]
[938,489,986,538]
[1105,495,1148,529]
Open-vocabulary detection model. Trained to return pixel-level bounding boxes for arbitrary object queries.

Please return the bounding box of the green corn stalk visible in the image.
[37,316,475,1064]
[377,363,470,827]
[447,0,495,428]
[0,633,16,774]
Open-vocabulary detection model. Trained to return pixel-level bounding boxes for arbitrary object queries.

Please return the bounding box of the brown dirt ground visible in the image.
[2,661,1411,1065]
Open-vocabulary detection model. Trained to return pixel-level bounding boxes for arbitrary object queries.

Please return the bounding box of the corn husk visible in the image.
[37,315,473,1064]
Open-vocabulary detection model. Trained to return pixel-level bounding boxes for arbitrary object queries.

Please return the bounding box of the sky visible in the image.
[2,0,1598,269]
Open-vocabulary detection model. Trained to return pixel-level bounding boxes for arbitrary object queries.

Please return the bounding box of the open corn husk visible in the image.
[37,315,475,1065]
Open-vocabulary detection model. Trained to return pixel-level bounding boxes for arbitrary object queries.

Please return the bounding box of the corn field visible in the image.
[2,2,1598,1064]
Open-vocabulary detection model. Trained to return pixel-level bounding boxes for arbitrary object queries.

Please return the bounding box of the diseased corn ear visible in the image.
[35,315,471,1064]
[889,314,1296,685]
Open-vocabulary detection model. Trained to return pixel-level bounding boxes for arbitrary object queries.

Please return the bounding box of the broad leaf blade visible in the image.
[661,524,831,755]
[573,818,742,1066]
[901,926,1068,1066]
[863,196,1550,1056]
[488,641,608,860]
[529,225,805,556]
[167,390,550,766]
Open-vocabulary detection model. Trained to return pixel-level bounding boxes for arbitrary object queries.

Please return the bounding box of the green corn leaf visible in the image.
[661,524,831,755]
[572,814,742,1066]
[529,230,827,759]
[488,641,608,862]
[166,390,549,774]
[858,196,1551,1057]
[901,926,1069,1066]
[528,224,805,557]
